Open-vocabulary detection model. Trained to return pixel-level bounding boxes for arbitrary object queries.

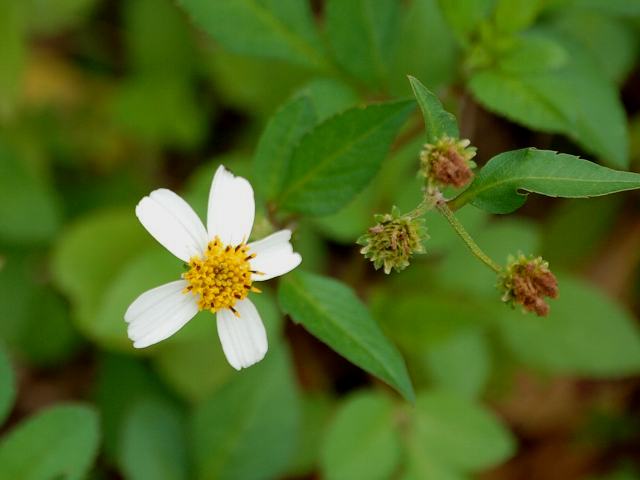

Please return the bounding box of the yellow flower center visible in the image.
[182,236,260,315]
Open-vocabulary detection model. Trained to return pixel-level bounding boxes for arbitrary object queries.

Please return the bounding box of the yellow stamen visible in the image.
[182,236,260,313]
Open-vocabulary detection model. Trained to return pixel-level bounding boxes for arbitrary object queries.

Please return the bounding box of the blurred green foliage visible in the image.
[1,0,640,479]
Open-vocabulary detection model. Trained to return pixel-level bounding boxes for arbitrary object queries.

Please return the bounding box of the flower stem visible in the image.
[436,201,502,273]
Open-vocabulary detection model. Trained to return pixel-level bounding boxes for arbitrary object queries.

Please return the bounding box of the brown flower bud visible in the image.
[420,136,477,189]
[499,255,558,316]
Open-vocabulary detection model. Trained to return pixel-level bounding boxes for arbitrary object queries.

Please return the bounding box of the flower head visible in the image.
[499,254,558,316]
[125,165,302,370]
[420,136,477,188]
[358,207,427,274]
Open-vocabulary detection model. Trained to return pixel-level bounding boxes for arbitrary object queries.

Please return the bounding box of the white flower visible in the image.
[125,165,302,370]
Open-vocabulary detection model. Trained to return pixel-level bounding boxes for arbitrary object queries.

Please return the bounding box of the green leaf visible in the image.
[95,354,170,461]
[499,276,640,376]
[408,75,459,143]
[51,209,152,339]
[295,78,359,123]
[0,142,60,244]
[321,392,401,480]
[409,389,515,472]
[548,10,638,83]
[390,0,458,95]
[0,404,100,480]
[278,100,414,216]
[0,344,15,425]
[152,289,283,403]
[425,329,490,398]
[493,0,543,32]
[191,348,300,480]
[26,0,96,34]
[468,36,629,167]
[253,95,316,201]
[118,398,188,480]
[436,0,494,43]
[94,248,178,350]
[453,148,640,214]
[325,0,399,87]
[177,0,326,69]
[286,394,333,476]
[279,271,414,401]
[0,0,26,120]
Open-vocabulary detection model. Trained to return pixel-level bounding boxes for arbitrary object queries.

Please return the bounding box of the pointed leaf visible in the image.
[409,76,459,143]
[453,148,640,214]
[279,271,414,401]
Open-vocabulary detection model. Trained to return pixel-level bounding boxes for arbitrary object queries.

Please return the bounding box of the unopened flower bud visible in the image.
[357,207,427,274]
[499,254,559,316]
[420,136,477,188]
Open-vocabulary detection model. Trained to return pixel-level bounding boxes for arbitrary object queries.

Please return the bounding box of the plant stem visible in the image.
[436,201,502,273]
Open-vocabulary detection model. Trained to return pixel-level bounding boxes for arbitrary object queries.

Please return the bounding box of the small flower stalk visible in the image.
[420,136,477,188]
[358,207,427,274]
[499,254,559,316]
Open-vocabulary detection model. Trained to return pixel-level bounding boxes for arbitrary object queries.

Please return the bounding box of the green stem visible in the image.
[436,201,502,273]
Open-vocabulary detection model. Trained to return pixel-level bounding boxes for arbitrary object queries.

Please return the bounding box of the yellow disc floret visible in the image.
[182,236,260,315]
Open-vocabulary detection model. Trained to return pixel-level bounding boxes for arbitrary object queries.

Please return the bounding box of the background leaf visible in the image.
[0,404,100,480]
[118,397,189,480]
[279,270,414,401]
[453,148,640,214]
[499,276,640,376]
[408,389,516,472]
[321,392,401,480]
[177,0,326,69]
[0,344,15,425]
[191,347,300,480]
[325,0,399,88]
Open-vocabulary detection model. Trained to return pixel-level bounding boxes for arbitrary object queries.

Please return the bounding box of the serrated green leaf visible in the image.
[253,95,316,201]
[325,0,399,87]
[409,389,515,472]
[118,398,188,480]
[499,276,640,376]
[468,36,629,167]
[408,75,459,143]
[279,271,414,401]
[294,78,359,123]
[191,347,300,480]
[453,148,640,214]
[0,344,15,425]
[177,0,326,69]
[278,100,414,216]
[321,392,401,480]
[0,404,100,480]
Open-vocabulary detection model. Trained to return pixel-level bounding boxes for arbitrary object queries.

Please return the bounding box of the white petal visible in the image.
[135,189,209,262]
[125,280,198,348]
[207,165,255,246]
[248,230,302,281]
[216,299,267,370]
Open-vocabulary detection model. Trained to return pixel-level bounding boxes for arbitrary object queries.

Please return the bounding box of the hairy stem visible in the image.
[436,201,502,273]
